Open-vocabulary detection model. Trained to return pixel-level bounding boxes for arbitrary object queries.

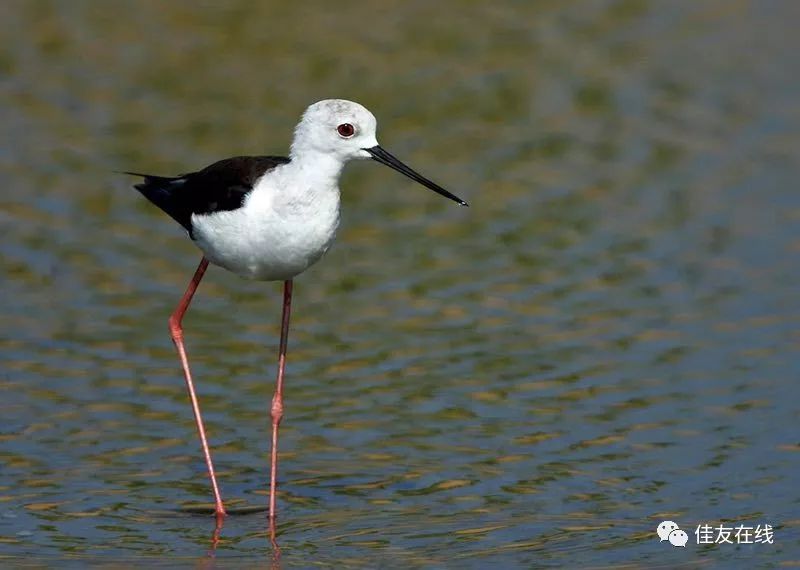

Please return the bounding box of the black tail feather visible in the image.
[120,171,179,184]
[123,171,192,232]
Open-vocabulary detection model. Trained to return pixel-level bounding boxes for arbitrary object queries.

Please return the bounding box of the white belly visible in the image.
[190,190,340,281]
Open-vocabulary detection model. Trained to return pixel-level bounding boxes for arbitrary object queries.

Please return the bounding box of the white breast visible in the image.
[190,164,341,281]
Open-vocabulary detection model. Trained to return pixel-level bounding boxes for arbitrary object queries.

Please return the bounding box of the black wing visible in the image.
[128,155,291,235]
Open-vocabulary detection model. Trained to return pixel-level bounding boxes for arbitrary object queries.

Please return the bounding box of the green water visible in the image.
[1,1,798,567]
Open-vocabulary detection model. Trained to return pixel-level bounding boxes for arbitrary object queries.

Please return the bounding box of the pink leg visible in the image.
[168,257,226,525]
[269,279,293,527]
[208,519,223,557]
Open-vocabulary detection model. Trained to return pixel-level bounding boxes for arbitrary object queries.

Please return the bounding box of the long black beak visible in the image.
[364,146,468,206]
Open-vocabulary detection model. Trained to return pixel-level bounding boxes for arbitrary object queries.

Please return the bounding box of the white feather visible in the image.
[191,100,378,281]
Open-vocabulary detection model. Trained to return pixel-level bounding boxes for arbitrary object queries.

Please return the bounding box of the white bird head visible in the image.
[291,99,468,206]
[291,99,378,161]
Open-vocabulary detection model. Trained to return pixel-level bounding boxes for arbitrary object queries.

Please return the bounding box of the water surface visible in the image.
[1,1,798,567]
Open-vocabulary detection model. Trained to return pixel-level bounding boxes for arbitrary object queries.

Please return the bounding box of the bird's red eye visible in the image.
[337,123,355,138]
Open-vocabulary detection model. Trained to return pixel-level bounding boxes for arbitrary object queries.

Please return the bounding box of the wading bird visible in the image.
[126,99,467,529]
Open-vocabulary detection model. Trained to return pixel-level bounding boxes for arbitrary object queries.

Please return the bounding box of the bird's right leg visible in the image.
[168,256,226,525]
[269,279,293,529]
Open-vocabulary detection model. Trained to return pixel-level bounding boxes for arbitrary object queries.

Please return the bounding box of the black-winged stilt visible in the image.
[126,99,467,530]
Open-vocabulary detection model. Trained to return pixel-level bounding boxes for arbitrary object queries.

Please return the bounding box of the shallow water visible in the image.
[1,1,799,567]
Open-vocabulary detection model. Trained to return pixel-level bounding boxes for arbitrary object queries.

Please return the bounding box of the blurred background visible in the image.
[1,0,798,566]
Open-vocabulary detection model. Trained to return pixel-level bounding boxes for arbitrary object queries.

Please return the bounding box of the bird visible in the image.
[125,99,468,529]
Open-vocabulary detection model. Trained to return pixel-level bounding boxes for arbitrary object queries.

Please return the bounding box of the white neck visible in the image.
[288,148,346,189]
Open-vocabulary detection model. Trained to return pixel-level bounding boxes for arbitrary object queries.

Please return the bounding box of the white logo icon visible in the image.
[669,529,689,547]
[657,521,688,547]
[657,520,680,542]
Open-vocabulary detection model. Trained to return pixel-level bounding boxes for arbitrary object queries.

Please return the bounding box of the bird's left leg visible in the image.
[168,257,227,525]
